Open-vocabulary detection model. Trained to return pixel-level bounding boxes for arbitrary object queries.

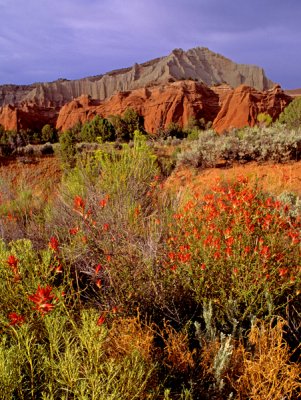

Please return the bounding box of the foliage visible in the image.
[162,177,301,333]
[122,108,144,138]
[41,124,57,143]
[178,126,301,168]
[279,96,301,129]
[1,133,301,398]
[58,129,77,169]
[80,115,115,143]
[257,112,272,127]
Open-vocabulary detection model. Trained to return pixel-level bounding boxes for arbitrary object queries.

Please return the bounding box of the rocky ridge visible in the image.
[0,46,275,109]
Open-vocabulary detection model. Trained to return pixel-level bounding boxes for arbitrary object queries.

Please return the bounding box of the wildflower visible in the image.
[7,255,18,274]
[28,285,56,315]
[74,195,85,211]
[279,268,289,277]
[8,312,25,326]
[95,264,102,274]
[97,314,106,326]
[200,263,206,270]
[49,236,59,252]
[96,279,102,288]
[103,223,110,231]
[69,227,79,235]
[99,198,107,208]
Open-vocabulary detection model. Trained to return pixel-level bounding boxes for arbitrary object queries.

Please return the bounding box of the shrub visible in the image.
[279,97,301,129]
[177,126,301,168]
[80,115,115,143]
[162,177,301,333]
[257,112,272,127]
[58,130,77,169]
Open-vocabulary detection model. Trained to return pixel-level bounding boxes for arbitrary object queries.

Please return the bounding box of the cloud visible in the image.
[0,0,300,87]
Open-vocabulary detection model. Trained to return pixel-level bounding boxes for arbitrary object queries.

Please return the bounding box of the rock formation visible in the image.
[0,46,275,109]
[0,81,291,134]
[213,84,292,133]
[56,81,220,134]
[0,103,58,132]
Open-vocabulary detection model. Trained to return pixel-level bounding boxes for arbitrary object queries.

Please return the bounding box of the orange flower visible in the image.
[103,223,110,231]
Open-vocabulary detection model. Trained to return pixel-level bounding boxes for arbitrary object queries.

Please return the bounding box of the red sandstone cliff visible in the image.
[0,81,292,135]
[213,84,292,133]
[56,81,220,134]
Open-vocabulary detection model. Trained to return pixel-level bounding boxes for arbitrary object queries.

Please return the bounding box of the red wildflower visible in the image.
[74,195,85,211]
[103,223,110,231]
[7,255,19,274]
[96,279,102,288]
[28,285,56,315]
[69,227,79,235]
[95,264,102,274]
[97,314,106,326]
[99,198,107,208]
[8,312,25,326]
[49,236,59,252]
[279,268,289,277]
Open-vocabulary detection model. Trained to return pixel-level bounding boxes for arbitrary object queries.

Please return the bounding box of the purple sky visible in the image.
[0,0,300,88]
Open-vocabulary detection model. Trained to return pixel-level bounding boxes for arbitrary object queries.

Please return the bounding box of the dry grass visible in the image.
[159,322,195,373]
[234,318,301,399]
[104,316,154,362]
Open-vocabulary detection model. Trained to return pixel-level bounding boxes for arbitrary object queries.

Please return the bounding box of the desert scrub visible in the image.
[162,177,301,333]
[45,130,175,318]
[0,239,157,399]
[177,125,301,168]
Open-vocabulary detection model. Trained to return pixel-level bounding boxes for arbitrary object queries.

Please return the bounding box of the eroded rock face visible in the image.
[213,85,292,133]
[56,81,220,134]
[0,103,58,132]
[0,82,292,135]
[0,46,275,109]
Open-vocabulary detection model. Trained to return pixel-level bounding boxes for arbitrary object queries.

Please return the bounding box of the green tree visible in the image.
[278,97,301,129]
[123,108,144,138]
[59,130,77,168]
[108,115,128,141]
[41,124,57,143]
[80,116,115,142]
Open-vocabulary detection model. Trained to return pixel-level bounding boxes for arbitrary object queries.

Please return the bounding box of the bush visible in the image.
[279,97,301,129]
[162,177,301,333]
[177,126,301,168]
[58,130,77,168]
[80,115,115,143]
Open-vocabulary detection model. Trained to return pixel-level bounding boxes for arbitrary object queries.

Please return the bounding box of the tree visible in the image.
[278,97,301,129]
[59,130,77,168]
[123,108,144,138]
[80,116,115,142]
[41,124,57,143]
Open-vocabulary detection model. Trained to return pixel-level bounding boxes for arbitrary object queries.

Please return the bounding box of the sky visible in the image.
[0,0,300,88]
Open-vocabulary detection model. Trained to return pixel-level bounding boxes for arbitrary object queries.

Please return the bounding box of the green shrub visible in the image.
[80,115,115,143]
[279,97,301,129]
[58,130,77,169]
